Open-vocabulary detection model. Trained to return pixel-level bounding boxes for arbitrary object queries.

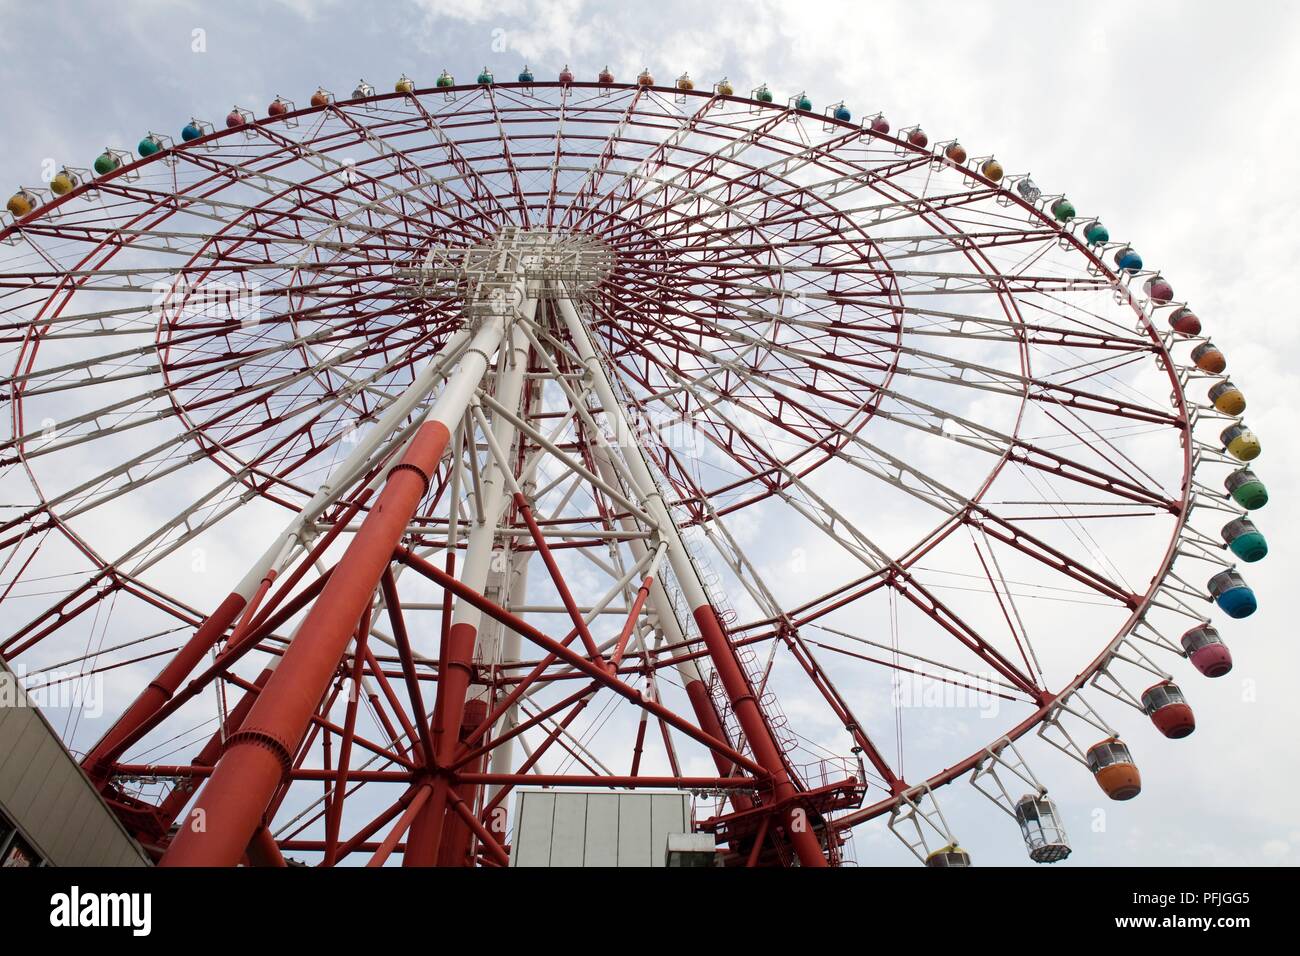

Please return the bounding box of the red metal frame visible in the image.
[0,79,1197,867]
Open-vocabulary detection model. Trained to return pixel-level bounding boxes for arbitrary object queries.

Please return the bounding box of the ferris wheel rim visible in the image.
[0,73,1228,866]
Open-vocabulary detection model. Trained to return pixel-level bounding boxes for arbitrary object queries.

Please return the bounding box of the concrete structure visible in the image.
[509,789,699,867]
[0,656,150,867]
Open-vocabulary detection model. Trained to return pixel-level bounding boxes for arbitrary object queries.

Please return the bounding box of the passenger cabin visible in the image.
[1141,681,1196,738]
[1225,468,1268,510]
[1221,517,1267,562]
[1181,625,1233,677]
[1014,795,1071,863]
[1086,738,1141,801]
[1220,423,1261,462]
[924,844,972,867]
[1208,569,1257,618]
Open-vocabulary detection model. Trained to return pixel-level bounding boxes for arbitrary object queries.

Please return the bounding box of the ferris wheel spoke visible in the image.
[1,305,436,467]
[0,481,256,660]
[323,95,514,233]
[602,193,884,290]
[599,295,1176,533]
[556,84,666,228]
[846,335,1170,425]
[616,253,1109,299]
[2,287,432,361]
[157,296,438,383]
[540,86,573,227]
[566,94,794,234]
[527,310,821,509]
[388,90,544,222]
[861,184,1016,230]
[0,265,408,334]
[0,239,431,277]
[604,263,1127,349]
[870,394,1174,511]
[599,303,1171,616]
[582,105,919,246]
[613,188,1029,330]
[809,621,1028,697]
[165,306,443,406]
[868,226,1062,257]
[735,150,937,214]
[786,307,1157,376]
[603,275,1175,428]
[597,308,918,501]
[173,128,484,245]
[806,635,1024,716]
[1037,348,1154,393]
[599,223,1060,273]
[58,159,460,307]
[479,87,535,225]
[1025,399,1169,496]
[25,270,436,388]
[832,305,1148,352]
[636,153,936,255]
[607,198,888,266]
[653,183,1000,246]
[594,331,892,571]
[758,540,1046,703]
[965,524,1048,682]
[83,174,422,255]
[881,570,1046,698]
[0,318,447,563]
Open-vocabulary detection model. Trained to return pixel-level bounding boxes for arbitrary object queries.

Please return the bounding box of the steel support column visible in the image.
[84,326,476,778]
[406,309,535,866]
[553,291,826,867]
[160,317,507,867]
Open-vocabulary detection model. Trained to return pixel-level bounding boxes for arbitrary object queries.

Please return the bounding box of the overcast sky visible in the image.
[1,0,1298,867]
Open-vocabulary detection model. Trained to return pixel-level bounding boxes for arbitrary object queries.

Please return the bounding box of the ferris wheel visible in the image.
[0,64,1268,867]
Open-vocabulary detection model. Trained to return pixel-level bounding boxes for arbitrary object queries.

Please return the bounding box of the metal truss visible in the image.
[0,78,1256,867]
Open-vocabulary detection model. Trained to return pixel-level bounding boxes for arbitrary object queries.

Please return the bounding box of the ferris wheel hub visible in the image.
[400,228,616,302]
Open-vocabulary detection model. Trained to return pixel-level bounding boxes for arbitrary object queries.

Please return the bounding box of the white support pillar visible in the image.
[588,439,707,687]
[232,326,476,603]
[452,311,536,634]
[553,288,828,867]
[553,291,712,613]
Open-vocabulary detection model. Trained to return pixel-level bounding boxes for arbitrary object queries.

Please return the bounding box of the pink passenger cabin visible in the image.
[1180,625,1232,678]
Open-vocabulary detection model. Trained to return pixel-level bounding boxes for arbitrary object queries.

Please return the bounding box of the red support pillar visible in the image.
[403,618,479,867]
[693,604,828,868]
[435,699,489,866]
[160,421,452,867]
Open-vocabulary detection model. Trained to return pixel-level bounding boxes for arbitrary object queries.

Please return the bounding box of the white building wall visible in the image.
[510,789,692,867]
[0,656,150,867]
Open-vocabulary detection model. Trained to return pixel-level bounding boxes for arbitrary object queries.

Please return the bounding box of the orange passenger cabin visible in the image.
[1086,738,1141,801]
